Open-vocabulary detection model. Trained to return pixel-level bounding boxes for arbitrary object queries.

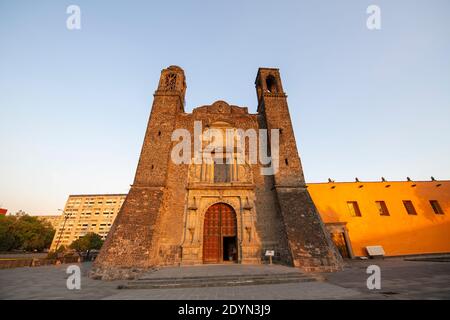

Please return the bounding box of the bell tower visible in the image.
[92,66,187,278]
[156,65,186,109]
[255,68,305,187]
[256,68,343,271]
[133,65,186,187]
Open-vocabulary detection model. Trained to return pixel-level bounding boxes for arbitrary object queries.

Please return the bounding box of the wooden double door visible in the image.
[203,203,238,263]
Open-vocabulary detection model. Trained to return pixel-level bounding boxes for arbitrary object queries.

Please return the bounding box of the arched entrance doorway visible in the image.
[203,203,238,264]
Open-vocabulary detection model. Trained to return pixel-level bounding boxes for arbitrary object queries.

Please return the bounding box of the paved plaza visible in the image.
[0,258,449,300]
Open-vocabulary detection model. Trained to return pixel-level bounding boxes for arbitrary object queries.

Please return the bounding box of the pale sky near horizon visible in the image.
[1,0,449,215]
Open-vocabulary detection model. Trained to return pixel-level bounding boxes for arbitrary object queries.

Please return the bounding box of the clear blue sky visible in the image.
[1,0,449,215]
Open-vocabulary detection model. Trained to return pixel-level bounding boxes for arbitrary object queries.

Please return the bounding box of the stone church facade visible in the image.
[92,66,342,279]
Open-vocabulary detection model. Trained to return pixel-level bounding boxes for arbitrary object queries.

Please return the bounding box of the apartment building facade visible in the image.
[49,194,126,251]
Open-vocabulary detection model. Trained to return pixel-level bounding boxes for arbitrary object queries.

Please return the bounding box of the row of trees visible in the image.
[0,214,55,252]
[0,214,105,259]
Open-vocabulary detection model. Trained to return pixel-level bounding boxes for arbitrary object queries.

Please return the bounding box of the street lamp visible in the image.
[54,209,70,253]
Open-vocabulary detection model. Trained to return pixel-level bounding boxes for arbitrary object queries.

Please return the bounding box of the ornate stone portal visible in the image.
[179,121,261,264]
[91,66,343,280]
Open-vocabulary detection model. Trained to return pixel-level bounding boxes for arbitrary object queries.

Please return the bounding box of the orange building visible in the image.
[307,179,450,258]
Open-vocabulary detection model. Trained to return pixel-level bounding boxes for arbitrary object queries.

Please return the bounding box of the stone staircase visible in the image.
[118,271,316,290]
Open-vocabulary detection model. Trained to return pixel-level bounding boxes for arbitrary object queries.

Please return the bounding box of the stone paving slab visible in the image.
[106,282,360,300]
[0,259,449,300]
[325,258,450,300]
[0,262,125,300]
[139,264,304,279]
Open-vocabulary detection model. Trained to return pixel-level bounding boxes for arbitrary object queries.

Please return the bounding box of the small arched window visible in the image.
[165,73,177,90]
[266,75,278,93]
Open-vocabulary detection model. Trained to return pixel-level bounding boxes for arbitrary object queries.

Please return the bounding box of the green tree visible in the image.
[0,214,55,252]
[14,216,55,251]
[70,233,104,261]
[0,215,20,251]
